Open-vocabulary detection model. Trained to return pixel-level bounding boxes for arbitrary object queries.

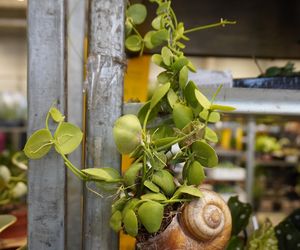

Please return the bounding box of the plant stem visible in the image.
[184,19,236,34]
[143,109,151,132]
[59,151,87,180]
[211,84,223,104]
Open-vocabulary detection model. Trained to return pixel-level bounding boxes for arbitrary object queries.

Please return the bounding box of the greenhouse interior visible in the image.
[0,0,299,249]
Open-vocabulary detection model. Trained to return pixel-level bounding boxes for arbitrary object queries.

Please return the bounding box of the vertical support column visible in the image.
[67,0,86,249]
[27,0,67,249]
[83,0,125,249]
[246,116,256,204]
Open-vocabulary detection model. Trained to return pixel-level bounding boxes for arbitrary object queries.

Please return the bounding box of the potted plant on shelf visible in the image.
[24,1,237,249]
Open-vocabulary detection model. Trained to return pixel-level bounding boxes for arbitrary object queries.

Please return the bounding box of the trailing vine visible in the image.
[24,0,236,237]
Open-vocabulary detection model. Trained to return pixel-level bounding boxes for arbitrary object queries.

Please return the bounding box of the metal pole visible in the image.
[27,0,67,249]
[246,116,256,204]
[83,0,125,249]
[67,0,86,249]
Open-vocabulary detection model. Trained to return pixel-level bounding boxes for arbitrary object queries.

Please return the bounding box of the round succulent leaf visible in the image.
[150,82,170,110]
[167,89,178,108]
[172,103,194,129]
[24,128,53,159]
[151,29,168,47]
[125,18,133,36]
[151,15,162,30]
[211,104,236,111]
[157,71,172,84]
[81,167,121,182]
[126,3,147,25]
[172,185,202,200]
[186,161,205,185]
[152,170,175,196]
[152,137,177,148]
[123,209,138,237]
[156,1,170,14]
[194,89,211,110]
[141,192,167,201]
[184,81,201,109]
[138,201,164,233]
[124,163,142,187]
[112,197,128,214]
[171,57,189,72]
[144,180,160,193]
[109,210,122,232]
[122,198,140,218]
[113,114,142,155]
[205,127,218,143]
[54,122,83,155]
[49,107,65,122]
[11,182,27,199]
[125,35,143,52]
[0,165,11,186]
[161,46,173,66]
[143,31,156,49]
[179,66,188,90]
[199,110,220,123]
[192,140,218,167]
[151,54,163,66]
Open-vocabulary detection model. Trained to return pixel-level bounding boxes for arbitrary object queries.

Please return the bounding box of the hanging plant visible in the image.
[24,0,239,249]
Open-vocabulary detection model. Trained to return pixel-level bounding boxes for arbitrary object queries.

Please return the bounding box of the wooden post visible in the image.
[27,0,67,249]
[67,0,86,249]
[83,0,125,249]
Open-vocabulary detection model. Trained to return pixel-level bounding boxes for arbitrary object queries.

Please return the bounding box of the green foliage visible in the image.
[259,62,300,77]
[247,220,278,250]
[24,0,237,238]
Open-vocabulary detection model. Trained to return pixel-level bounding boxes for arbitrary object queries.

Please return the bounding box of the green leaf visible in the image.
[171,57,189,72]
[161,47,173,66]
[24,129,53,159]
[125,18,132,36]
[157,71,172,84]
[141,192,167,201]
[227,196,252,236]
[122,198,140,217]
[137,101,159,125]
[0,215,17,233]
[125,35,143,52]
[82,167,121,182]
[205,127,218,143]
[172,185,202,199]
[184,81,201,111]
[151,54,163,66]
[126,4,147,25]
[152,170,175,196]
[109,211,122,232]
[172,103,194,129]
[152,15,162,30]
[195,89,211,109]
[49,107,65,122]
[179,66,188,89]
[247,220,278,250]
[123,209,138,237]
[152,137,177,148]
[199,110,220,123]
[187,60,197,72]
[124,163,142,188]
[150,82,170,110]
[144,31,156,49]
[113,114,142,155]
[138,201,164,233]
[192,140,218,167]
[144,180,160,193]
[167,89,178,108]
[54,122,83,155]
[112,197,128,214]
[151,29,168,47]
[156,2,170,14]
[186,161,205,186]
[210,104,236,111]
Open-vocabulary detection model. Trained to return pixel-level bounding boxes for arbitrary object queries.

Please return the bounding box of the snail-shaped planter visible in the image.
[137,189,232,250]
